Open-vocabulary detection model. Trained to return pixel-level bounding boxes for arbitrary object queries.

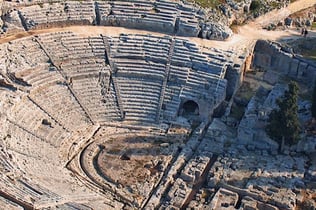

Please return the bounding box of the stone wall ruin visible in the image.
[252,39,316,84]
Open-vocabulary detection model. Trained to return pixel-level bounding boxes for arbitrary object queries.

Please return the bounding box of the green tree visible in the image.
[266,81,300,150]
[250,0,262,11]
[311,80,316,118]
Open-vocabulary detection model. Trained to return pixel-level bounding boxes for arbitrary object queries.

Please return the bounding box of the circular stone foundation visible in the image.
[78,131,185,205]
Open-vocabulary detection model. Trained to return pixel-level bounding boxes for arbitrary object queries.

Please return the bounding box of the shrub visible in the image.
[250,0,262,11]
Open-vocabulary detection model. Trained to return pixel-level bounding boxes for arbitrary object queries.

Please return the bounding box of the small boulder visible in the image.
[284,17,292,26]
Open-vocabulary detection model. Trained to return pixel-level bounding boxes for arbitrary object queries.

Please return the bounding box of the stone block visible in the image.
[201,22,232,40]
[277,52,292,74]
[305,65,316,83]
[253,53,271,69]
[263,71,279,85]
[288,59,300,77]
[254,40,277,54]
[297,62,308,78]
[284,17,292,26]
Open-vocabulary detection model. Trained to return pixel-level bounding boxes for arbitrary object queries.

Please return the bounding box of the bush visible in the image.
[250,0,262,11]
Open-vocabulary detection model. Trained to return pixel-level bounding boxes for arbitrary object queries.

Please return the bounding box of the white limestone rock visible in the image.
[2,10,24,34]
[201,22,233,40]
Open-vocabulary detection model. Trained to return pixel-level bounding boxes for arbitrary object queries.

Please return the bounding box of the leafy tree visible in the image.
[311,80,316,118]
[266,81,300,149]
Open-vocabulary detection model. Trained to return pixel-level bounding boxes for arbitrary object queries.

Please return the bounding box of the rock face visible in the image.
[287,38,316,57]
[211,0,290,26]
[2,10,25,34]
[297,137,315,153]
[252,40,316,84]
[237,85,281,152]
[200,22,233,40]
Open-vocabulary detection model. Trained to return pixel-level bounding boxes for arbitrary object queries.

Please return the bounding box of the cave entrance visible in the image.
[182,100,199,116]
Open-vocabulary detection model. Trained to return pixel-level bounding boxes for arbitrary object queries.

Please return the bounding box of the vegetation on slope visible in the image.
[188,0,226,8]
[266,81,301,146]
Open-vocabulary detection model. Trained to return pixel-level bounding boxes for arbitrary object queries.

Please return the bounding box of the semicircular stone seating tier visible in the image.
[2,32,230,127]
[0,31,237,208]
[2,0,232,40]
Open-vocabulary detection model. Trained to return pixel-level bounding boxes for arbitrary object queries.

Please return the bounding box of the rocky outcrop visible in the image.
[297,136,316,153]
[0,74,17,90]
[200,22,232,40]
[210,0,291,26]
[289,5,316,28]
[1,10,24,34]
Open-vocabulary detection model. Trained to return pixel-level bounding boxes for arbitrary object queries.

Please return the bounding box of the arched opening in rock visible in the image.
[182,100,199,116]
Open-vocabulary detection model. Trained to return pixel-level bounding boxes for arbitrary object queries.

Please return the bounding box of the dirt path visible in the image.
[253,0,316,27]
[192,0,316,52]
[0,26,169,44]
[0,0,315,53]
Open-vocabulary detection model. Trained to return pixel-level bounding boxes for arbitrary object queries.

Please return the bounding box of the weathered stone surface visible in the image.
[238,84,286,152]
[306,65,316,83]
[1,1,316,209]
[297,62,308,78]
[284,17,292,26]
[2,10,24,34]
[1,0,235,40]
[165,178,191,208]
[276,52,292,74]
[297,136,316,153]
[289,58,300,76]
[252,40,316,84]
[241,196,278,210]
[253,53,271,69]
[200,22,233,40]
[209,188,238,209]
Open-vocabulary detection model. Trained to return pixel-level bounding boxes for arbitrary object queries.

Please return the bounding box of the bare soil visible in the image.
[95,134,182,199]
